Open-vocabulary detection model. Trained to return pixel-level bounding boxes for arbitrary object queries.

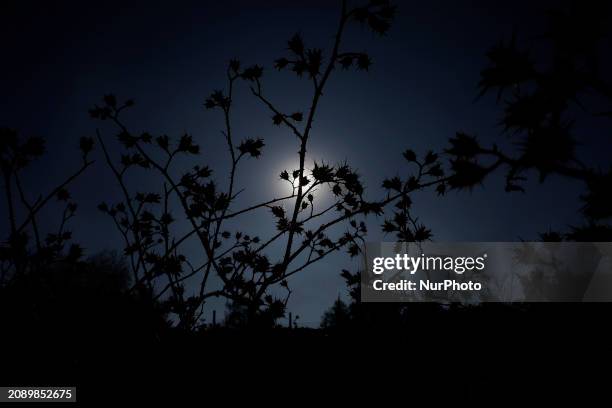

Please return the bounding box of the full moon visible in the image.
[274,157,335,206]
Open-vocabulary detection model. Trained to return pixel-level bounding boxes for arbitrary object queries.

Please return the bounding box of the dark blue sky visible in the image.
[2,0,608,325]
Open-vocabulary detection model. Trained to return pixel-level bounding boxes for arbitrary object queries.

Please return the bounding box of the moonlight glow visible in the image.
[275,156,336,204]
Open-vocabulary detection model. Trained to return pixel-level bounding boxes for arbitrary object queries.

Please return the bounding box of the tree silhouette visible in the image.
[322,1,612,328]
[320,296,351,330]
[4,0,609,338]
[4,2,611,402]
[444,2,612,241]
[0,250,168,342]
[90,0,447,330]
[0,128,94,288]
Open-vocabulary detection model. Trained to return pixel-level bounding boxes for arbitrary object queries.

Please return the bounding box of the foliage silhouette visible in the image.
[322,1,612,329]
[443,2,612,241]
[90,0,447,330]
[0,128,94,288]
[1,3,610,401]
[320,296,351,330]
[2,0,610,360]
[0,250,168,344]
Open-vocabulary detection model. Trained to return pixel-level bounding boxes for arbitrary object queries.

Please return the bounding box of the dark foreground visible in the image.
[1,303,610,404]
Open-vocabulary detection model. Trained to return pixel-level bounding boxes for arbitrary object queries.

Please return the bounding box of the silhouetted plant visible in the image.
[0,249,169,345]
[91,0,447,329]
[444,3,612,241]
[323,2,612,328]
[320,296,351,330]
[0,128,94,287]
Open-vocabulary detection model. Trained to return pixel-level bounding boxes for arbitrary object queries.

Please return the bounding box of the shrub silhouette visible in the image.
[90,0,447,330]
[444,2,612,241]
[4,3,612,401]
[0,250,168,344]
[0,128,94,287]
[3,1,610,338]
[320,296,351,330]
[322,2,612,327]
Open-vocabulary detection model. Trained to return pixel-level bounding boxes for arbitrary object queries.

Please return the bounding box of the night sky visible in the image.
[2,0,610,325]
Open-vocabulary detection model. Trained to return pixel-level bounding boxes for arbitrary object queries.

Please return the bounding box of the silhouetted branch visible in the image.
[16,159,94,234]
[89,0,436,328]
